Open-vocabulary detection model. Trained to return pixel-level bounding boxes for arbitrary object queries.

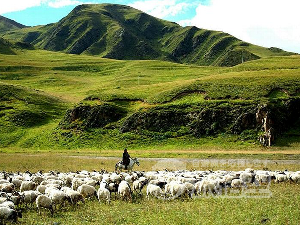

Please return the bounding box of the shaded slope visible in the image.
[1,4,295,66]
[0,83,65,127]
[0,38,16,55]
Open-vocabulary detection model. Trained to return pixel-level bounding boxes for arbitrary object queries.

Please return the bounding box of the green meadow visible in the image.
[0,49,300,156]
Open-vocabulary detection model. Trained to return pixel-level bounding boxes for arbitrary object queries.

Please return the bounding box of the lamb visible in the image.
[118,181,132,201]
[0,206,22,223]
[20,181,37,192]
[146,184,164,199]
[77,184,97,198]
[36,195,54,215]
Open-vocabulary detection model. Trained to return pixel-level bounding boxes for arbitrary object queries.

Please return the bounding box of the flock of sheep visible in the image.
[1,168,300,223]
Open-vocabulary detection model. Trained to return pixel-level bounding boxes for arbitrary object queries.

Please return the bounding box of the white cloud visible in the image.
[0,0,87,14]
[0,0,46,14]
[47,0,82,8]
[130,0,190,18]
[178,0,300,53]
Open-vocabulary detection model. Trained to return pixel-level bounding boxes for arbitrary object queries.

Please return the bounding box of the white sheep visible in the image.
[11,179,22,190]
[0,197,8,204]
[275,173,288,183]
[21,190,40,206]
[20,181,37,192]
[0,206,22,223]
[71,178,85,191]
[184,182,195,197]
[48,189,71,209]
[36,184,47,194]
[169,182,188,198]
[231,179,246,188]
[240,172,255,184]
[0,201,15,209]
[0,183,15,193]
[290,172,300,183]
[36,195,54,215]
[77,184,97,198]
[133,179,148,194]
[61,187,85,205]
[255,172,271,185]
[0,180,9,185]
[196,179,221,196]
[97,187,110,204]
[118,181,132,201]
[147,184,164,199]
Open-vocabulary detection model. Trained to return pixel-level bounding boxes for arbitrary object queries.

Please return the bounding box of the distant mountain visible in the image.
[1,4,295,66]
[0,15,26,33]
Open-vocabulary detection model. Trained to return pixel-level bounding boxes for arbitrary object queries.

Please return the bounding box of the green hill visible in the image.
[0,3,299,152]
[1,4,295,66]
[0,49,299,150]
[0,15,26,33]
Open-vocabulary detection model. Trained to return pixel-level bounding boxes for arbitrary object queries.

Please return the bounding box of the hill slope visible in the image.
[0,15,26,33]
[1,4,295,66]
[0,49,299,149]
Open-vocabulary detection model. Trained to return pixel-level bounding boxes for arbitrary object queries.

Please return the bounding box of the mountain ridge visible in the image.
[0,3,295,66]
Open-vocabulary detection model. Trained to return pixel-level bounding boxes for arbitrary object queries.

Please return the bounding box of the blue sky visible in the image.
[1,0,300,54]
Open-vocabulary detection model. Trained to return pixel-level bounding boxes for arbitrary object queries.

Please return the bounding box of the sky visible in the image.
[1,0,300,54]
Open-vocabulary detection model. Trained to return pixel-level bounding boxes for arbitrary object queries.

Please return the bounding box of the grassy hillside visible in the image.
[1,4,295,67]
[0,15,26,33]
[0,48,299,152]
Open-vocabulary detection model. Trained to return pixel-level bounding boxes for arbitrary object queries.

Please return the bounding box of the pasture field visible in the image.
[19,184,300,225]
[0,49,300,151]
[1,153,300,225]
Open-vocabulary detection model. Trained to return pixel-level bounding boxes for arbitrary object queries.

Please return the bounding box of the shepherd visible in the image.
[122,148,130,170]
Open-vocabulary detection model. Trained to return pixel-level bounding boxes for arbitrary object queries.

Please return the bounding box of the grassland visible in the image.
[0,48,300,155]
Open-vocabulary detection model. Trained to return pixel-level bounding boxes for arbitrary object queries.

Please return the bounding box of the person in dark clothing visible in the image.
[122,148,131,170]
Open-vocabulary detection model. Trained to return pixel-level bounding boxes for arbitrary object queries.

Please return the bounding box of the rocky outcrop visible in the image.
[256,98,300,146]
[59,98,300,146]
[59,103,127,130]
[120,103,258,136]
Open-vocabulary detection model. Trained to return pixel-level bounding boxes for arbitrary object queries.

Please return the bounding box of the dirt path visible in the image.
[16,153,300,165]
